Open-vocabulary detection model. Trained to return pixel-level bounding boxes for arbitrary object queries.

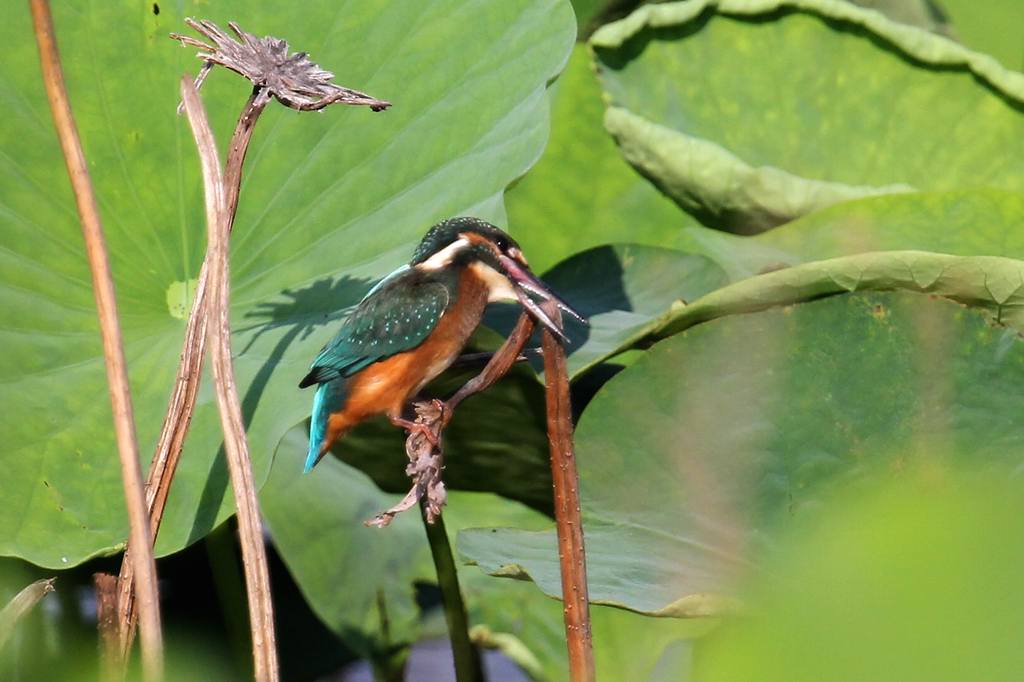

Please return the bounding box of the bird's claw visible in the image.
[390,413,441,448]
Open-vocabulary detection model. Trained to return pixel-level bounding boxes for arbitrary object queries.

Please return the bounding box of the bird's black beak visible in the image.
[498,253,587,342]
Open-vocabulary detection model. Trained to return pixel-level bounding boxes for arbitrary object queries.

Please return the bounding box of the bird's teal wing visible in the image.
[298,269,452,388]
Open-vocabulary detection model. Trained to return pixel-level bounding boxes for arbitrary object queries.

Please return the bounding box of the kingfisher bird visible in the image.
[299,216,585,472]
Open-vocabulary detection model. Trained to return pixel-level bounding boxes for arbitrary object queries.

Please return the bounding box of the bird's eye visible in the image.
[495,236,509,251]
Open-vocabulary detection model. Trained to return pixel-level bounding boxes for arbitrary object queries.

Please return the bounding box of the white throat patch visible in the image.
[418,237,471,270]
[470,261,519,302]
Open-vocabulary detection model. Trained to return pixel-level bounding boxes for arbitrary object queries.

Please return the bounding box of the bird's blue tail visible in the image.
[305,380,347,473]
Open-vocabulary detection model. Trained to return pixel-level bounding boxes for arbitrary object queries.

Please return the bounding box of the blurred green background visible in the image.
[2,0,1024,680]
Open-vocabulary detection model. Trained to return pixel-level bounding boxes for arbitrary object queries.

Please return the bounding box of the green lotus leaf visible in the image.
[602,106,912,234]
[631,239,1024,383]
[507,47,696,271]
[667,188,1024,283]
[461,290,1024,614]
[941,0,1024,69]
[491,228,1024,390]
[651,251,1024,340]
[590,0,1024,231]
[542,244,729,376]
[753,188,1024,261]
[849,0,953,35]
[470,581,707,680]
[479,244,727,382]
[0,0,575,567]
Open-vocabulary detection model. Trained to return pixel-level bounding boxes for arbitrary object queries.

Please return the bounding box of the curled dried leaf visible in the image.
[365,400,447,527]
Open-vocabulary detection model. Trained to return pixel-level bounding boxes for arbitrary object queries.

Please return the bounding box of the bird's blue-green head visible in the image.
[411,217,516,267]
[410,217,585,337]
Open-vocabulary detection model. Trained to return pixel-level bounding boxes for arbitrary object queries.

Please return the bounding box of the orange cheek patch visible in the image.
[461,231,501,258]
[461,232,489,246]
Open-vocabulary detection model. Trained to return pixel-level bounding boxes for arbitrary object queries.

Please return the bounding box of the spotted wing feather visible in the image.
[298,269,451,388]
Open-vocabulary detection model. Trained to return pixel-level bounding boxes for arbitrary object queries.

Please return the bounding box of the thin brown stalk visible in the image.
[180,75,279,681]
[115,266,209,656]
[28,1,163,677]
[116,87,270,658]
[446,313,536,415]
[540,302,594,682]
[93,573,120,680]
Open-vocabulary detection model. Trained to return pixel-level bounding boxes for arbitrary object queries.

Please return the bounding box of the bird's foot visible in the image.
[389,413,441,447]
[429,398,448,424]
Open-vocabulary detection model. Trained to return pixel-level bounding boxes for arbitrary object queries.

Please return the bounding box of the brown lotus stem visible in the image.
[93,573,120,680]
[116,85,270,660]
[446,313,536,415]
[540,301,594,682]
[181,75,279,681]
[28,1,163,678]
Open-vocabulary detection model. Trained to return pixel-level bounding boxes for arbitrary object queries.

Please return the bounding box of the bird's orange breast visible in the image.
[323,268,491,444]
